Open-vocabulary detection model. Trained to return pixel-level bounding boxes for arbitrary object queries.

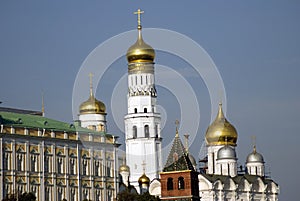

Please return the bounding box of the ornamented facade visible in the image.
[0,82,119,201]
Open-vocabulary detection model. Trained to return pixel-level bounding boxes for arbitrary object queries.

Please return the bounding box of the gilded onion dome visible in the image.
[126,9,155,63]
[119,164,130,172]
[205,103,238,146]
[138,173,150,185]
[79,93,106,115]
[79,74,106,115]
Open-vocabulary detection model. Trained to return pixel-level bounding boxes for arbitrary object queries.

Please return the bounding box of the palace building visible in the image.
[0,79,119,201]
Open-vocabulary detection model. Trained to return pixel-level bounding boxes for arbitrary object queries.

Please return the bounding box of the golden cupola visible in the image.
[79,74,106,115]
[205,103,238,146]
[126,9,155,63]
[138,173,150,185]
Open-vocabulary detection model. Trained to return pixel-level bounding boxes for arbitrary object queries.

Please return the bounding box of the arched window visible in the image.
[144,125,149,138]
[134,108,137,113]
[144,108,147,113]
[133,126,137,139]
[155,124,159,138]
[178,177,185,190]
[167,178,173,190]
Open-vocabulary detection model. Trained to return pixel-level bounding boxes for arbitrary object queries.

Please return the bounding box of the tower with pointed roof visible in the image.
[160,121,200,201]
[124,9,162,189]
[78,73,107,132]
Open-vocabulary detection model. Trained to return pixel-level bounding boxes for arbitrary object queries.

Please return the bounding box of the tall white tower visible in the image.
[124,9,162,188]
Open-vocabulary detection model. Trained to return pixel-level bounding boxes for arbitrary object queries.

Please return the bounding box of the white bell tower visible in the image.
[124,8,162,188]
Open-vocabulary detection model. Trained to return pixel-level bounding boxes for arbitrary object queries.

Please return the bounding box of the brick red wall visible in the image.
[160,171,199,199]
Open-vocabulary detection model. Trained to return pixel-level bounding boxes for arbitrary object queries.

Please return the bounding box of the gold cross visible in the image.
[134,8,144,28]
[141,161,146,173]
[89,73,94,95]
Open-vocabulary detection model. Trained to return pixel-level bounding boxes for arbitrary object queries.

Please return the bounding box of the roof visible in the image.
[0,111,110,136]
[200,173,278,186]
[163,133,194,172]
[0,107,43,116]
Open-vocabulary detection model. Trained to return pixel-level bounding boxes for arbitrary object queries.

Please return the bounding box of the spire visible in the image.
[175,120,179,138]
[184,134,190,153]
[251,135,257,153]
[41,92,45,117]
[217,102,225,120]
[88,72,94,97]
[142,161,146,173]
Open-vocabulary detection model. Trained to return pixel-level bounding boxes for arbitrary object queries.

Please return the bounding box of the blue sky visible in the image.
[1,1,299,200]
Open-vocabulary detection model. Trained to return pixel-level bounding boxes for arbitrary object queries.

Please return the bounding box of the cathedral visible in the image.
[0,8,279,201]
[119,9,280,201]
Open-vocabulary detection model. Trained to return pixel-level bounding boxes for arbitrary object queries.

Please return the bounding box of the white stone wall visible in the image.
[125,64,162,191]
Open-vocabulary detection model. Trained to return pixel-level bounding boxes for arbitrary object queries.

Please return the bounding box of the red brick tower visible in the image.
[160,122,200,201]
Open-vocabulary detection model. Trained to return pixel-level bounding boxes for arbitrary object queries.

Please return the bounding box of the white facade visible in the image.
[124,62,162,188]
[78,113,106,132]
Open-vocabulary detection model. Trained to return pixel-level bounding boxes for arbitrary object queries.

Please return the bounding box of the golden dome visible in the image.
[79,94,106,115]
[119,164,130,172]
[205,103,238,146]
[126,26,155,63]
[138,173,150,185]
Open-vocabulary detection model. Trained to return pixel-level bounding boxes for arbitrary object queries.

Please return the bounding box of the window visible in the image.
[57,188,63,201]
[45,187,50,201]
[144,108,147,113]
[70,159,75,175]
[155,125,159,138]
[133,126,137,139]
[44,156,49,173]
[31,156,36,172]
[167,178,173,190]
[82,160,87,175]
[96,190,101,201]
[178,177,185,190]
[95,161,100,176]
[107,159,112,177]
[3,153,9,170]
[134,108,137,113]
[83,189,88,200]
[57,158,63,174]
[17,154,23,171]
[144,125,149,138]
[70,188,76,201]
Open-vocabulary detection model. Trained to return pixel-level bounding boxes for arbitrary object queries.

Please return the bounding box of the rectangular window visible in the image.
[31,156,36,172]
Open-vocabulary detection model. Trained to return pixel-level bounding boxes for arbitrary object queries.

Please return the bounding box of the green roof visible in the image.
[0,111,110,136]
